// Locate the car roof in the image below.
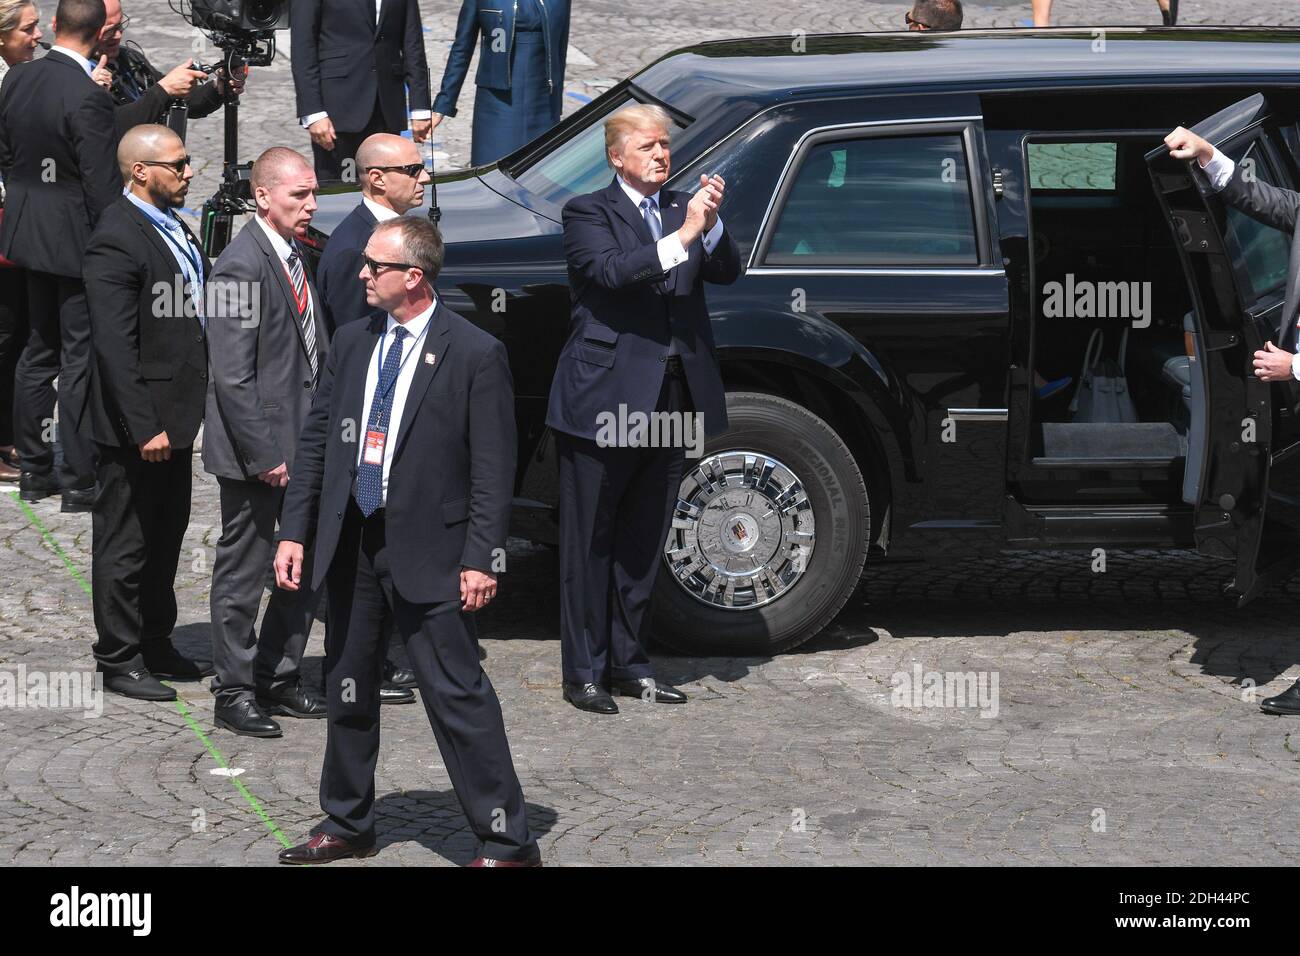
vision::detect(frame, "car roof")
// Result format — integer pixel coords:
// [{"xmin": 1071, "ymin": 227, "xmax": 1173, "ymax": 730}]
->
[{"xmin": 634, "ymin": 28, "xmax": 1300, "ymax": 118}]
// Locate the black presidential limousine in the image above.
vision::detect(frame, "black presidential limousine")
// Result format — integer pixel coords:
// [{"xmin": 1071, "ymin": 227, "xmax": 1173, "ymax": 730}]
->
[{"xmin": 305, "ymin": 27, "xmax": 1300, "ymax": 656}]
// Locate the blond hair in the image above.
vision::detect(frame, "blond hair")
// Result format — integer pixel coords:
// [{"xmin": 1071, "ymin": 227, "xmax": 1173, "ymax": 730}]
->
[{"xmin": 604, "ymin": 104, "xmax": 673, "ymax": 167}]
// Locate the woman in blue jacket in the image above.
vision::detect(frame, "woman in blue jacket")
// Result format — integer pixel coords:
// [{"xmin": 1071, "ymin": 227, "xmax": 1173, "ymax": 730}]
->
[{"xmin": 430, "ymin": 0, "xmax": 570, "ymax": 167}]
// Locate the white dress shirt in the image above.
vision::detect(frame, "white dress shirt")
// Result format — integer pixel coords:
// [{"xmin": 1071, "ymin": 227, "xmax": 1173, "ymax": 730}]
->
[
  {"xmin": 1199, "ymin": 146, "xmax": 1300, "ymax": 381},
  {"xmin": 50, "ymin": 44, "xmax": 95, "ymax": 77},
  {"xmin": 616, "ymin": 175, "xmax": 725, "ymax": 272},
  {"xmin": 298, "ymin": 1, "xmax": 433, "ymax": 129},
  {"xmin": 362, "ymin": 196, "xmax": 401, "ymax": 223},
  {"xmin": 254, "ymin": 214, "xmax": 321, "ymax": 322},
  {"xmin": 355, "ymin": 300, "xmax": 437, "ymax": 507}
]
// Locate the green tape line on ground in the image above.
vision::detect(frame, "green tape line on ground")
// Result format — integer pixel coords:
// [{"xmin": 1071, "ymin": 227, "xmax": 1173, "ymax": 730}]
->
[
  {"xmin": 174, "ymin": 694, "xmax": 292, "ymax": 848},
  {"xmin": 9, "ymin": 490, "xmax": 292, "ymax": 850},
  {"xmin": 10, "ymin": 491, "xmax": 92, "ymax": 596}
]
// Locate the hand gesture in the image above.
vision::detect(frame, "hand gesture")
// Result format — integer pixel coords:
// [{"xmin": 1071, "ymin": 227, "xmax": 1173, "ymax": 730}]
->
[
  {"xmin": 259, "ymin": 462, "xmax": 290, "ymax": 487},
  {"xmin": 91, "ymin": 54, "xmax": 111, "ymax": 91},
  {"xmin": 460, "ymin": 568, "xmax": 497, "ymax": 612},
  {"xmin": 274, "ymin": 540, "xmax": 305, "ymax": 591},
  {"xmin": 308, "ymin": 116, "xmax": 337, "ymax": 151},
  {"xmin": 1254, "ymin": 340, "xmax": 1294, "ymax": 382},
  {"xmin": 138, "ymin": 430, "xmax": 171, "ymax": 462},
  {"xmin": 411, "ymin": 117, "xmax": 432, "ymax": 142},
  {"xmin": 1165, "ymin": 126, "xmax": 1213, "ymax": 166},
  {"xmin": 159, "ymin": 59, "xmax": 208, "ymax": 99}
]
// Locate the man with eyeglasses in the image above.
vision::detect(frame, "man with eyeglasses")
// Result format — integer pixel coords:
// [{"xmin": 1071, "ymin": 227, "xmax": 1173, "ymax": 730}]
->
[
  {"xmin": 314, "ymin": 132, "xmax": 431, "ymax": 703},
  {"xmin": 203, "ymin": 146, "xmax": 329, "ymax": 738},
  {"xmin": 905, "ymin": 0, "xmax": 963, "ymax": 31},
  {"xmin": 83, "ymin": 125, "xmax": 212, "ymax": 700},
  {"xmin": 92, "ymin": 0, "xmax": 246, "ymax": 137},
  {"xmin": 274, "ymin": 215, "xmax": 538, "ymax": 866}
]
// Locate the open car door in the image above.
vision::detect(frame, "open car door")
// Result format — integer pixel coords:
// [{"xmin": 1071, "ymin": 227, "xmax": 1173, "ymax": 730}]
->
[{"xmin": 1146, "ymin": 92, "xmax": 1300, "ymax": 605}]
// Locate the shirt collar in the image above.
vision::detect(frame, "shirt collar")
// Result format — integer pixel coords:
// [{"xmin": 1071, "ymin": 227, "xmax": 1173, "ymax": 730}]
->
[
  {"xmin": 254, "ymin": 213, "xmax": 296, "ymax": 263},
  {"xmin": 125, "ymin": 190, "xmax": 179, "ymax": 231},
  {"xmin": 50, "ymin": 45, "xmax": 95, "ymax": 77},
  {"xmin": 362, "ymin": 196, "xmax": 402, "ymax": 223},
  {"xmin": 384, "ymin": 296, "xmax": 438, "ymax": 342},
  {"xmin": 617, "ymin": 175, "xmax": 661, "ymax": 212}
]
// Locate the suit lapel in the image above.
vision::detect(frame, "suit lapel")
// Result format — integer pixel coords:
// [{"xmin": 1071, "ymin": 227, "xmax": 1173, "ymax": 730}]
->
[
  {"xmin": 605, "ymin": 177, "xmax": 654, "ymax": 246},
  {"xmin": 119, "ymin": 197, "xmax": 205, "ymax": 333},
  {"xmin": 368, "ymin": 0, "xmax": 380, "ymax": 33},
  {"xmin": 343, "ymin": 314, "xmax": 385, "ymax": 437},
  {"xmin": 247, "ymin": 221, "xmax": 316, "ymax": 367},
  {"xmin": 1280, "ymin": 234, "xmax": 1300, "ymax": 346},
  {"xmin": 392, "ymin": 301, "xmax": 452, "ymax": 456}
]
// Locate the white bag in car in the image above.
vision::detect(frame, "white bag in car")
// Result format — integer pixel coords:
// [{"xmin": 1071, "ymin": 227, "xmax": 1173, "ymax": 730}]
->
[{"xmin": 1069, "ymin": 328, "xmax": 1138, "ymax": 424}]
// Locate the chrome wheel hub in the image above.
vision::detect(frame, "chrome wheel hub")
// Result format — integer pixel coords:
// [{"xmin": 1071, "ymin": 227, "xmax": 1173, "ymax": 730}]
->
[{"xmin": 664, "ymin": 450, "xmax": 815, "ymax": 609}]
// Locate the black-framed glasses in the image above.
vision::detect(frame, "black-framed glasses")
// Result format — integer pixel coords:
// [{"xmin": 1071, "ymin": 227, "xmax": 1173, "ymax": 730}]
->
[
  {"xmin": 904, "ymin": 11, "xmax": 929, "ymax": 27},
  {"xmin": 364, "ymin": 162, "xmax": 426, "ymax": 178},
  {"xmin": 140, "ymin": 155, "xmax": 192, "ymax": 175},
  {"xmin": 104, "ymin": 14, "xmax": 130, "ymax": 36},
  {"xmin": 363, "ymin": 255, "xmax": 418, "ymax": 275}
]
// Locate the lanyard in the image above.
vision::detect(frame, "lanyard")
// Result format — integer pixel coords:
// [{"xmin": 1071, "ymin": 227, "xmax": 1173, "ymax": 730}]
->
[
  {"xmin": 158, "ymin": 219, "xmax": 202, "ymax": 282},
  {"xmin": 370, "ymin": 318, "xmax": 431, "ymax": 416}
]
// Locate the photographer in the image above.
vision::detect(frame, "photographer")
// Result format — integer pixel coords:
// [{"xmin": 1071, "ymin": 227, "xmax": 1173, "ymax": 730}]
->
[{"xmin": 93, "ymin": 0, "xmax": 246, "ymax": 137}]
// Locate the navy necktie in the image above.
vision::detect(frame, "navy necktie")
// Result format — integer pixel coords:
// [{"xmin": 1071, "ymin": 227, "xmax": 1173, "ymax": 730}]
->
[{"xmin": 355, "ymin": 326, "xmax": 408, "ymax": 516}]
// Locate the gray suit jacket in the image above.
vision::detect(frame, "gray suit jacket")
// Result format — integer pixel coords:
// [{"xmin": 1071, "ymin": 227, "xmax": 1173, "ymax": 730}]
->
[
  {"xmin": 1218, "ymin": 165, "xmax": 1300, "ymax": 347},
  {"xmin": 202, "ymin": 220, "xmax": 329, "ymax": 481}
]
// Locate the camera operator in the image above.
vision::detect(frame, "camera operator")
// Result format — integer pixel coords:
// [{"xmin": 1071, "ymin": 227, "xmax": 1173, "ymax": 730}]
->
[{"xmin": 92, "ymin": 0, "xmax": 246, "ymax": 137}]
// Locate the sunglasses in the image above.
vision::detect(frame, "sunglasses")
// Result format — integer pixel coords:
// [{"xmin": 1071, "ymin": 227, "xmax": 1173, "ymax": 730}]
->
[
  {"xmin": 104, "ymin": 14, "xmax": 130, "ymax": 36},
  {"xmin": 364, "ymin": 162, "xmax": 426, "ymax": 178},
  {"xmin": 363, "ymin": 255, "xmax": 418, "ymax": 275},
  {"xmin": 140, "ymin": 155, "xmax": 192, "ymax": 175},
  {"xmin": 904, "ymin": 11, "xmax": 930, "ymax": 27}
]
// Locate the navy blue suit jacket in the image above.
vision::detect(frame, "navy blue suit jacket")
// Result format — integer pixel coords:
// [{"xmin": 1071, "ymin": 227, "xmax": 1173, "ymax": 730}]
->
[
  {"xmin": 317, "ymin": 201, "xmax": 382, "ymax": 337},
  {"xmin": 278, "ymin": 302, "xmax": 517, "ymax": 604},
  {"xmin": 545, "ymin": 177, "xmax": 742, "ymax": 441},
  {"xmin": 291, "ymin": 0, "xmax": 431, "ymax": 133}
]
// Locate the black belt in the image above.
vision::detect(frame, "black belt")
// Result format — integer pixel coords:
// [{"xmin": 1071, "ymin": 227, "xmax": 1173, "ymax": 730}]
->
[{"xmin": 664, "ymin": 355, "xmax": 686, "ymax": 376}]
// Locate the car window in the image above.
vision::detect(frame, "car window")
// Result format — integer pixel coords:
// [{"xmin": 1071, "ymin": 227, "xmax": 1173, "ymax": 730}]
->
[
  {"xmin": 1027, "ymin": 142, "xmax": 1117, "ymax": 191},
  {"xmin": 1224, "ymin": 139, "xmax": 1289, "ymax": 301},
  {"xmin": 512, "ymin": 96, "xmax": 687, "ymax": 208},
  {"xmin": 763, "ymin": 133, "xmax": 979, "ymax": 266}
]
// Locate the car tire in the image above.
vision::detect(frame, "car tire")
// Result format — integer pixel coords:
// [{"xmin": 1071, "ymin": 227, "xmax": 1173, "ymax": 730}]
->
[{"xmin": 650, "ymin": 391, "xmax": 870, "ymax": 656}]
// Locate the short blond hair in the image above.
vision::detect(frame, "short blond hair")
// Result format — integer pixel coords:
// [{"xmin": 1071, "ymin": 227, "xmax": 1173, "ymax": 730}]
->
[{"xmin": 604, "ymin": 104, "xmax": 673, "ymax": 168}]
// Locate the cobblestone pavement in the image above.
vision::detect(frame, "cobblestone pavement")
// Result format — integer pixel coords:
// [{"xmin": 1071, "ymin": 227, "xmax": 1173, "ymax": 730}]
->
[{"xmin": 6, "ymin": 0, "xmax": 1300, "ymax": 867}]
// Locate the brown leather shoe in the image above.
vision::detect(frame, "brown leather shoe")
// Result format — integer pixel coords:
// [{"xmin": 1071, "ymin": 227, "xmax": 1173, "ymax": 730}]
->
[
  {"xmin": 0, "ymin": 459, "xmax": 18, "ymax": 482},
  {"xmin": 278, "ymin": 831, "xmax": 377, "ymax": 864},
  {"xmin": 468, "ymin": 851, "xmax": 542, "ymax": 867}
]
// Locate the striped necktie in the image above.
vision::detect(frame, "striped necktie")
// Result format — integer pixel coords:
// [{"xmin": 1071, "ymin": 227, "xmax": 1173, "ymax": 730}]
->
[{"xmin": 286, "ymin": 248, "xmax": 318, "ymax": 379}]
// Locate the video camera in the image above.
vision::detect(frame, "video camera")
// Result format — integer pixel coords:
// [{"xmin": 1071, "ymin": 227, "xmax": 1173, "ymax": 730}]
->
[{"xmin": 189, "ymin": 0, "xmax": 290, "ymax": 33}]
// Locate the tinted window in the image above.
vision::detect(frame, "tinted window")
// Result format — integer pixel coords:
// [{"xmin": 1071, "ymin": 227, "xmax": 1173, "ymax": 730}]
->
[
  {"xmin": 764, "ymin": 133, "xmax": 979, "ymax": 266},
  {"xmin": 1027, "ymin": 142, "xmax": 1117, "ymax": 191},
  {"xmin": 513, "ymin": 96, "xmax": 686, "ymax": 208},
  {"xmin": 1224, "ymin": 140, "xmax": 1289, "ymax": 301}
]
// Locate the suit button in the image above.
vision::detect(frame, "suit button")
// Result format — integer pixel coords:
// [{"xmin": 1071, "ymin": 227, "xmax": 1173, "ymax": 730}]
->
[
  {"xmin": 336, "ymin": 510, "xmax": 342, "ymax": 518},
  {"xmin": 658, "ymin": 355, "xmax": 666, "ymax": 362},
  {"xmin": 303, "ymin": 381, "xmax": 311, "ymax": 389},
  {"xmin": 195, "ymin": 335, "xmax": 202, "ymax": 342},
  {"xmin": 200, "ymin": 370, "xmax": 208, "ymax": 380}
]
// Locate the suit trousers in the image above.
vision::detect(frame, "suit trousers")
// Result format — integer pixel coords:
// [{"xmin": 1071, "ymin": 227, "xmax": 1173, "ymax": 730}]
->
[
  {"xmin": 319, "ymin": 499, "xmax": 536, "ymax": 861},
  {"xmin": 209, "ymin": 476, "xmax": 318, "ymax": 706},
  {"xmin": 0, "ymin": 267, "xmax": 27, "ymax": 448},
  {"xmin": 310, "ymin": 100, "xmax": 391, "ymax": 182},
  {"xmin": 90, "ymin": 442, "xmax": 193, "ymax": 675},
  {"xmin": 15, "ymin": 270, "xmax": 95, "ymax": 487},
  {"xmin": 555, "ymin": 371, "xmax": 690, "ymax": 685}
]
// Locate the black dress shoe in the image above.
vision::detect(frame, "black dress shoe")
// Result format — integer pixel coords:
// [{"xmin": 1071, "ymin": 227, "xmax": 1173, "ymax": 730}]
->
[
  {"xmin": 256, "ymin": 681, "xmax": 327, "ymax": 718},
  {"xmin": 279, "ymin": 831, "xmax": 377, "ymax": 864},
  {"xmin": 1260, "ymin": 680, "xmax": 1300, "ymax": 715},
  {"xmin": 214, "ymin": 699, "xmax": 282, "ymax": 737},
  {"xmin": 103, "ymin": 668, "xmax": 176, "ymax": 701},
  {"xmin": 610, "ymin": 677, "xmax": 688, "ymax": 704},
  {"xmin": 383, "ymin": 660, "xmax": 417, "ymax": 689},
  {"xmin": 60, "ymin": 485, "xmax": 96, "ymax": 513},
  {"xmin": 469, "ymin": 849, "xmax": 543, "ymax": 867},
  {"xmin": 18, "ymin": 471, "xmax": 57, "ymax": 502},
  {"xmin": 562, "ymin": 681, "xmax": 618, "ymax": 714},
  {"xmin": 142, "ymin": 647, "xmax": 215, "ymax": 681},
  {"xmin": 380, "ymin": 684, "xmax": 416, "ymax": 705}
]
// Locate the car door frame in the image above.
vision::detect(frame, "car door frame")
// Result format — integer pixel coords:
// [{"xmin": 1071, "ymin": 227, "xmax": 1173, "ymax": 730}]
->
[{"xmin": 1145, "ymin": 92, "xmax": 1300, "ymax": 604}]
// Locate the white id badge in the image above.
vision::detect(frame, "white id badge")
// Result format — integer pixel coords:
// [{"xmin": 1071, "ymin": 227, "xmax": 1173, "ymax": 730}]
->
[{"xmin": 363, "ymin": 429, "xmax": 386, "ymax": 465}]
